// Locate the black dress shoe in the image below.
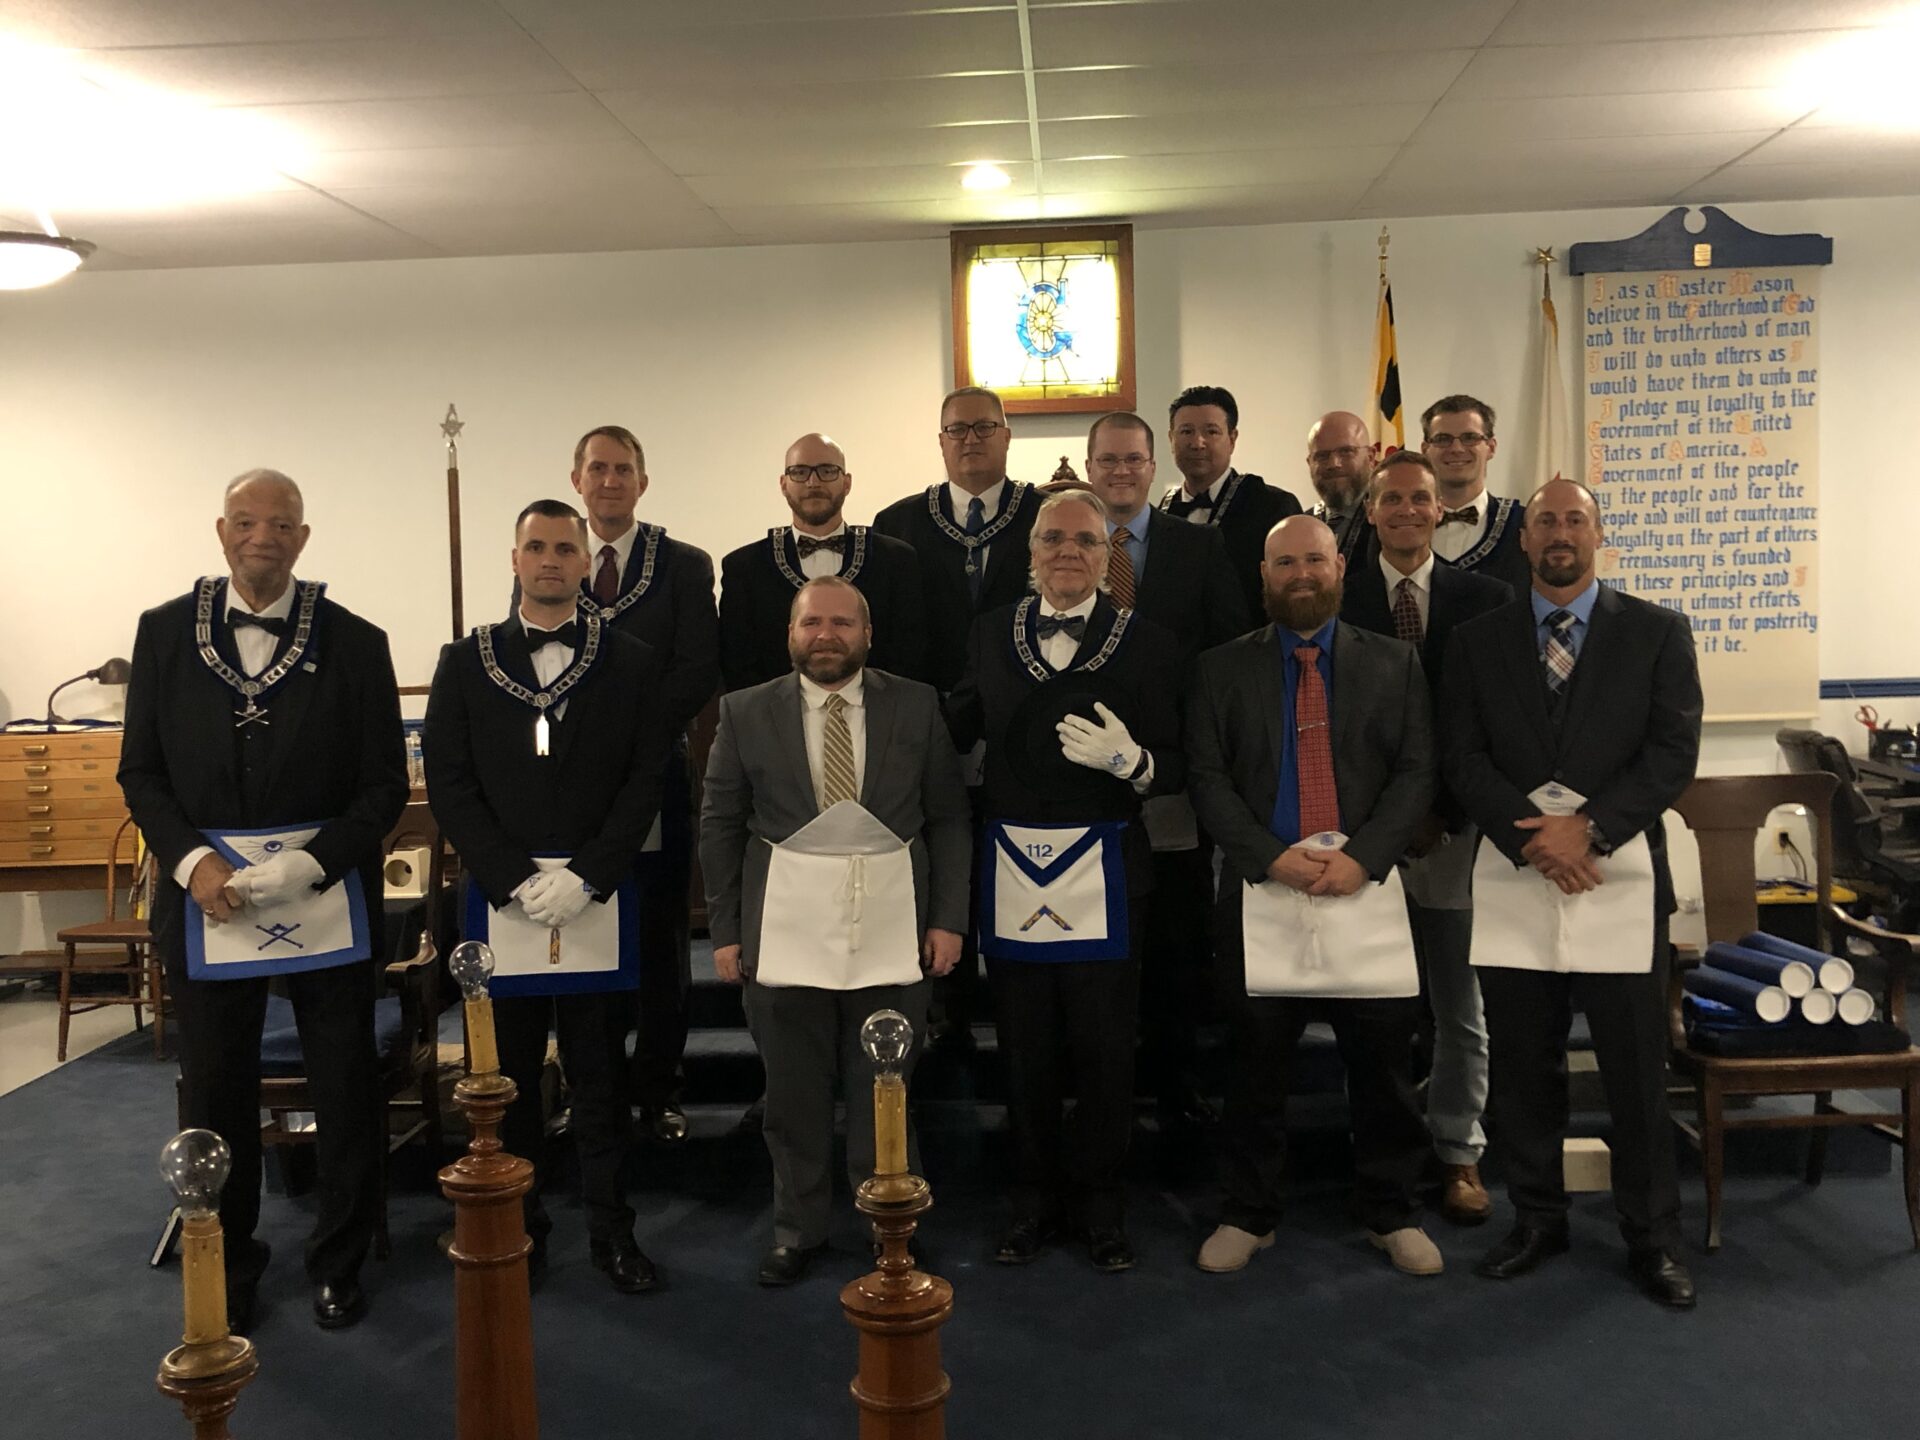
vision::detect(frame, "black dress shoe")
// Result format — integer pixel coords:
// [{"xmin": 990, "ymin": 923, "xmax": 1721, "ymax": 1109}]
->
[
  {"xmin": 313, "ymin": 1279, "xmax": 367, "ymax": 1330},
  {"xmin": 993, "ymin": 1215, "xmax": 1061, "ymax": 1265},
  {"xmin": 1086, "ymin": 1227, "xmax": 1136, "ymax": 1273},
  {"xmin": 758, "ymin": 1243, "xmax": 826, "ymax": 1287},
  {"xmin": 590, "ymin": 1238, "xmax": 659, "ymax": 1294},
  {"xmin": 645, "ymin": 1104, "xmax": 689, "ymax": 1144},
  {"xmin": 226, "ymin": 1284, "xmax": 257, "ymax": 1337},
  {"xmin": 1628, "ymin": 1248, "xmax": 1697, "ymax": 1309},
  {"xmin": 1475, "ymin": 1224, "xmax": 1570, "ymax": 1279}
]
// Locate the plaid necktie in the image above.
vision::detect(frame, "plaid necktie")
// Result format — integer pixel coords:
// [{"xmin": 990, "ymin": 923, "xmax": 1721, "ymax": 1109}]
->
[
  {"xmin": 1106, "ymin": 530, "xmax": 1137, "ymax": 608},
  {"xmin": 1293, "ymin": 645, "xmax": 1341, "ymax": 837},
  {"xmin": 592, "ymin": 545, "xmax": 619, "ymax": 604},
  {"xmin": 1391, "ymin": 577, "xmax": 1423, "ymax": 646},
  {"xmin": 1542, "ymin": 609, "xmax": 1578, "ymax": 695},
  {"xmin": 820, "ymin": 692, "xmax": 857, "ymax": 808}
]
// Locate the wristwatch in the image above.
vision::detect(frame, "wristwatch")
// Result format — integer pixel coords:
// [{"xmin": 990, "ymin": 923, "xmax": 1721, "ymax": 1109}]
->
[{"xmin": 1584, "ymin": 818, "xmax": 1612, "ymax": 856}]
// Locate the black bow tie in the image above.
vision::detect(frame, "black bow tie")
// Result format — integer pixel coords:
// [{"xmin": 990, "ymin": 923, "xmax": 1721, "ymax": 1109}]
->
[
  {"xmin": 1036, "ymin": 614, "xmax": 1087, "ymax": 641},
  {"xmin": 525, "ymin": 622, "xmax": 578, "ymax": 651},
  {"xmin": 1167, "ymin": 489, "xmax": 1216, "ymax": 517},
  {"xmin": 1437, "ymin": 504, "xmax": 1480, "ymax": 528},
  {"xmin": 229, "ymin": 611, "xmax": 287, "ymax": 637},
  {"xmin": 796, "ymin": 533, "xmax": 847, "ymax": 558}
]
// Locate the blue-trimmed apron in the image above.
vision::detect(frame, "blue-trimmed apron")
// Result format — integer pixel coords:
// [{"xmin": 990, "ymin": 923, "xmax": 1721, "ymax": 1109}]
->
[
  {"xmin": 461, "ymin": 856, "xmax": 641, "ymax": 997},
  {"xmin": 980, "ymin": 820, "xmax": 1130, "ymax": 962},
  {"xmin": 185, "ymin": 822, "xmax": 369, "ymax": 981}
]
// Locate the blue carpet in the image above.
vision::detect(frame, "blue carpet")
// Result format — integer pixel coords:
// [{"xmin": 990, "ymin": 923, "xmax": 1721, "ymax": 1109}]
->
[{"xmin": 6, "ymin": 1023, "xmax": 1919, "ymax": 1440}]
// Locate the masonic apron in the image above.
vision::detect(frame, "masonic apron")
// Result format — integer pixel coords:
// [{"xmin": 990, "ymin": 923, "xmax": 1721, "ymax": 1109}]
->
[
  {"xmin": 980, "ymin": 820, "xmax": 1131, "ymax": 962},
  {"xmin": 185, "ymin": 822, "xmax": 370, "ymax": 981},
  {"xmin": 1241, "ymin": 831, "xmax": 1419, "ymax": 998},
  {"xmin": 756, "ymin": 800, "xmax": 921, "ymax": 990},
  {"xmin": 462, "ymin": 856, "xmax": 640, "ymax": 997}
]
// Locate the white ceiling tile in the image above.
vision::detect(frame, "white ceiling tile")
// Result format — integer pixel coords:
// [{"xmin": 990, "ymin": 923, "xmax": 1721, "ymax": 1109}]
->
[
  {"xmin": 1679, "ymin": 160, "xmax": 1920, "ymax": 203},
  {"xmin": 1454, "ymin": 34, "xmax": 1833, "ymax": 99},
  {"xmin": 1040, "ymin": 179, "xmax": 1377, "ymax": 223},
  {"xmin": 1737, "ymin": 125, "xmax": 1920, "ymax": 165},
  {"xmin": 1040, "ymin": 105, "xmax": 1432, "ymax": 159},
  {"xmin": 71, "ymin": 34, "xmax": 580, "ymax": 106},
  {"xmin": 34, "ymin": 185, "xmax": 365, "ymax": 231},
  {"xmin": 596, "ymin": 73, "xmax": 1031, "ymax": 137},
  {"xmin": 216, "ymin": 93, "xmax": 634, "ymax": 153},
  {"xmin": 650, "ymin": 122, "xmax": 1032, "ymax": 173},
  {"xmin": 1488, "ymin": 0, "xmax": 1906, "ymax": 45},
  {"xmin": 1036, "ymin": 53, "xmax": 1471, "ymax": 117},
  {"xmin": 0, "ymin": 0, "xmax": 520, "ymax": 48},
  {"xmin": 330, "ymin": 187, "xmax": 737, "ymax": 253},
  {"xmin": 686, "ymin": 163, "xmax": 1036, "ymax": 207},
  {"xmin": 51, "ymin": 210, "xmax": 436, "ymax": 268},
  {"xmin": 1413, "ymin": 90, "xmax": 1807, "ymax": 145},
  {"xmin": 285, "ymin": 139, "xmax": 681, "ymax": 192},
  {"xmin": 1359, "ymin": 167, "xmax": 1716, "ymax": 215},
  {"xmin": 1045, "ymin": 148, "xmax": 1402, "ymax": 194},
  {"xmin": 501, "ymin": 0, "xmax": 1009, "ymax": 25},
  {"xmin": 1385, "ymin": 131, "xmax": 1773, "ymax": 185},
  {"xmin": 1028, "ymin": 0, "xmax": 1515, "ymax": 66}
]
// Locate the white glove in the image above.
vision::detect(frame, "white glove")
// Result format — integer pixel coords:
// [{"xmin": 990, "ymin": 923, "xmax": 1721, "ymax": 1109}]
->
[
  {"xmin": 232, "ymin": 850, "xmax": 324, "ymax": 909},
  {"xmin": 521, "ymin": 867, "xmax": 594, "ymax": 929},
  {"xmin": 1057, "ymin": 702, "xmax": 1143, "ymax": 778}
]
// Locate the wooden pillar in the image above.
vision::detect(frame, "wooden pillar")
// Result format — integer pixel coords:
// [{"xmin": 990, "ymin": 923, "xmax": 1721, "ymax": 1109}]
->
[
  {"xmin": 841, "ymin": 1173, "xmax": 953, "ymax": 1440},
  {"xmin": 439, "ymin": 1073, "xmax": 539, "ymax": 1440}
]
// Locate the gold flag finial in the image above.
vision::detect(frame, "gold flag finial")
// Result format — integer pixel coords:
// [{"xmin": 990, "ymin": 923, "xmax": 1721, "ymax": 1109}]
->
[
  {"xmin": 1534, "ymin": 246, "xmax": 1556, "ymax": 298},
  {"xmin": 1378, "ymin": 225, "xmax": 1390, "ymax": 280}
]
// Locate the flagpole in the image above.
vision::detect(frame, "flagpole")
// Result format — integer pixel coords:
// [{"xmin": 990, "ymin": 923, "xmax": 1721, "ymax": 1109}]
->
[
  {"xmin": 441, "ymin": 404, "xmax": 466, "ymax": 642},
  {"xmin": 1531, "ymin": 248, "xmax": 1570, "ymax": 484},
  {"xmin": 1369, "ymin": 226, "xmax": 1404, "ymax": 451}
]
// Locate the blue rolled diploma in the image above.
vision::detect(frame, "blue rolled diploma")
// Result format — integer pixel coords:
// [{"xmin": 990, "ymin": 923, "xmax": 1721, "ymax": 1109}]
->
[
  {"xmin": 1683, "ymin": 965, "xmax": 1790, "ymax": 1024},
  {"xmin": 1737, "ymin": 931, "xmax": 1854, "ymax": 994},
  {"xmin": 1704, "ymin": 942, "xmax": 1814, "ymax": 997}
]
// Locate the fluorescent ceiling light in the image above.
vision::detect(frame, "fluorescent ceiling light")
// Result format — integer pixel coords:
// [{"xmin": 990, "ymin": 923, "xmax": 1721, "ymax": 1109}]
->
[
  {"xmin": 1784, "ymin": 14, "xmax": 1920, "ymax": 128},
  {"xmin": 0, "ymin": 231, "xmax": 94, "ymax": 289},
  {"xmin": 961, "ymin": 163, "xmax": 1012, "ymax": 191}
]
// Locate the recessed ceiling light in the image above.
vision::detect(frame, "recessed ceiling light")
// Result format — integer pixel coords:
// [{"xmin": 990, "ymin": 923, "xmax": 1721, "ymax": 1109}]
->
[{"xmin": 962, "ymin": 163, "xmax": 1012, "ymax": 191}]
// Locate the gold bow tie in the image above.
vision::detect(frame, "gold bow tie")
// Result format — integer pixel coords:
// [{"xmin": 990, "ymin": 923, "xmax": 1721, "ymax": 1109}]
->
[{"xmin": 1436, "ymin": 505, "xmax": 1480, "ymax": 527}]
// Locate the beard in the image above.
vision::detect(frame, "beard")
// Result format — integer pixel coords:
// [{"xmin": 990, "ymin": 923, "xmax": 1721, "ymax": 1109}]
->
[
  {"xmin": 790, "ymin": 491, "xmax": 843, "ymax": 527},
  {"xmin": 1532, "ymin": 546, "xmax": 1587, "ymax": 588},
  {"xmin": 790, "ymin": 636, "xmax": 869, "ymax": 684},
  {"xmin": 1263, "ymin": 576, "xmax": 1343, "ymax": 631}
]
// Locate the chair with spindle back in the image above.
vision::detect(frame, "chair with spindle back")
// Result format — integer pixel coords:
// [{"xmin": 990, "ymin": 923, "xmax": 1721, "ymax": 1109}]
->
[{"xmin": 51, "ymin": 815, "xmax": 162, "ymax": 1060}]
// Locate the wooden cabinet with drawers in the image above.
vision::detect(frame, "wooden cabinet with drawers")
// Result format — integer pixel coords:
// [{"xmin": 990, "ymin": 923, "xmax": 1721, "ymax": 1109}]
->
[{"xmin": 0, "ymin": 731, "xmax": 134, "ymax": 890}]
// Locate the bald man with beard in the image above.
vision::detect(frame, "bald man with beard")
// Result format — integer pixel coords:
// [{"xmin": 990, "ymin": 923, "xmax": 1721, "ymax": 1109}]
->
[{"xmin": 1303, "ymin": 410, "xmax": 1380, "ymax": 569}]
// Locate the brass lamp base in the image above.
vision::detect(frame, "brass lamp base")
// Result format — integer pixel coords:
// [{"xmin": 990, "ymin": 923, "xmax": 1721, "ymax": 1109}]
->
[{"xmin": 156, "ymin": 1336, "xmax": 258, "ymax": 1440}]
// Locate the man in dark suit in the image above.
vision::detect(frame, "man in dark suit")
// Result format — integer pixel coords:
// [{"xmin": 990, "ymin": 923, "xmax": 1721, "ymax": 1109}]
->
[
  {"xmin": 1303, "ymin": 410, "xmax": 1379, "ymax": 570},
  {"xmin": 120, "ymin": 469, "xmax": 408, "ymax": 1332},
  {"xmin": 1342, "ymin": 451, "xmax": 1512, "ymax": 1225},
  {"xmin": 1157, "ymin": 384, "xmax": 1303, "ymax": 622},
  {"xmin": 947, "ymin": 490, "xmax": 1186, "ymax": 1271},
  {"xmin": 1420, "ymin": 394, "xmax": 1530, "ymax": 594},
  {"xmin": 719, "ymin": 432, "xmax": 928, "ymax": 691},
  {"xmin": 874, "ymin": 386, "xmax": 1041, "ymax": 1046},
  {"xmin": 1085, "ymin": 410, "xmax": 1249, "ymax": 1128},
  {"xmin": 701, "ymin": 577, "xmax": 971, "ymax": 1285},
  {"xmin": 568, "ymin": 425, "xmax": 720, "ymax": 1143},
  {"xmin": 1187, "ymin": 514, "xmax": 1442, "ymax": 1278},
  {"xmin": 1442, "ymin": 477, "xmax": 1702, "ymax": 1308},
  {"xmin": 427, "ymin": 498, "xmax": 672, "ymax": 1293}
]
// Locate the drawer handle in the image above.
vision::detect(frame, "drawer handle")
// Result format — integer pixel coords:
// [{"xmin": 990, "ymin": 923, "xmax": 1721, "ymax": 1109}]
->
[
  {"xmin": 27, "ymin": 804, "xmax": 50, "ymax": 817},
  {"xmin": 30, "ymin": 845, "xmax": 54, "ymax": 858},
  {"xmin": 29, "ymin": 824, "xmax": 52, "ymax": 836},
  {"xmin": 25, "ymin": 764, "xmax": 50, "ymax": 776},
  {"xmin": 22, "ymin": 744, "xmax": 48, "ymax": 757},
  {"xmin": 26, "ymin": 784, "xmax": 50, "ymax": 796}
]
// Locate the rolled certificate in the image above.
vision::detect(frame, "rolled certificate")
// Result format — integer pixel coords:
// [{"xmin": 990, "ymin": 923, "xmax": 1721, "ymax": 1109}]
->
[
  {"xmin": 1836, "ymin": 989, "xmax": 1877, "ymax": 1025},
  {"xmin": 1703, "ymin": 942, "xmax": 1814, "ymax": 998},
  {"xmin": 1683, "ymin": 965, "xmax": 1790, "ymax": 1024},
  {"xmin": 1799, "ymin": 988, "xmax": 1837, "ymax": 1025},
  {"xmin": 1737, "ymin": 931, "xmax": 1854, "ymax": 994}
]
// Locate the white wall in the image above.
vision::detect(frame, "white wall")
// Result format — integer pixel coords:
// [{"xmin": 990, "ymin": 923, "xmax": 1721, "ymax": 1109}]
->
[{"xmin": 5, "ymin": 196, "xmax": 1915, "ymax": 944}]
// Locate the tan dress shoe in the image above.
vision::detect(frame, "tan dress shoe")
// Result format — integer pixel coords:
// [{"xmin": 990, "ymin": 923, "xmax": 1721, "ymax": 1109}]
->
[
  {"xmin": 1196, "ymin": 1224, "xmax": 1275, "ymax": 1273},
  {"xmin": 1369, "ymin": 1226, "xmax": 1444, "ymax": 1276},
  {"xmin": 1441, "ymin": 1163, "xmax": 1493, "ymax": 1226}
]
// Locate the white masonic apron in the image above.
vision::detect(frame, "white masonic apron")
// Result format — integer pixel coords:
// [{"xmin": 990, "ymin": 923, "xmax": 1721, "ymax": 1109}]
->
[
  {"xmin": 1240, "ymin": 831, "xmax": 1418, "ymax": 998},
  {"xmin": 981, "ymin": 820, "xmax": 1130, "ymax": 962},
  {"xmin": 461, "ymin": 855, "xmax": 640, "ymax": 997},
  {"xmin": 757, "ymin": 801, "xmax": 921, "ymax": 990},
  {"xmin": 185, "ymin": 823, "xmax": 370, "ymax": 981},
  {"xmin": 1469, "ymin": 783, "xmax": 1656, "ymax": 974}
]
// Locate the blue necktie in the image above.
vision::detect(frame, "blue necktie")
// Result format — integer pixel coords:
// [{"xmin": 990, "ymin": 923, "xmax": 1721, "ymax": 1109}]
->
[{"xmin": 964, "ymin": 496, "xmax": 986, "ymax": 603}]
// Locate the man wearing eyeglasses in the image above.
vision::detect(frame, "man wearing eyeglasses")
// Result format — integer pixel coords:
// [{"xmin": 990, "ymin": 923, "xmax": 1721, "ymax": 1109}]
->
[
  {"xmin": 1303, "ymin": 411, "xmax": 1380, "ymax": 570},
  {"xmin": 1159, "ymin": 384, "xmax": 1303, "ymax": 622},
  {"xmin": 1419, "ymin": 394, "xmax": 1531, "ymax": 594},
  {"xmin": 1085, "ymin": 411, "xmax": 1249, "ymax": 1132},
  {"xmin": 718, "ymin": 433, "xmax": 928, "ymax": 692}
]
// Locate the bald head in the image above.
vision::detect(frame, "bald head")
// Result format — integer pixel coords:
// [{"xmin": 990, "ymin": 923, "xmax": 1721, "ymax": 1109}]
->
[
  {"xmin": 224, "ymin": 468, "xmax": 303, "ymax": 521},
  {"xmin": 780, "ymin": 431, "xmax": 853, "ymax": 533},
  {"xmin": 1304, "ymin": 411, "xmax": 1377, "ymax": 512},
  {"xmin": 1521, "ymin": 477, "xmax": 1604, "ymax": 593},
  {"xmin": 218, "ymin": 468, "xmax": 310, "ymax": 608},
  {"xmin": 1260, "ymin": 513, "xmax": 1345, "ymax": 633}
]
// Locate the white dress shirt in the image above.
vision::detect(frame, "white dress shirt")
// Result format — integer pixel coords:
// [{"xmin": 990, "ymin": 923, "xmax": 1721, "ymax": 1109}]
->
[
  {"xmin": 1380, "ymin": 550, "xmax": 1435, "ymax": 633},
  {"xmin": 522, "ymin": 611, "xmax": 577, "ymax": 720},
  {"xmin": 1035, "ymin": 594, "xmax": 1154, "ymax": 792},
  {"xmin": 1175, "ymin": 469, "xmax": 1232, "ymax": 524},
  {"xmin": 798, "ymin": 669, "xmax": 867, "ymax": 807},
  {"xmin": 172, "ymin": 580, "xmax": 300, "ymax": 888},
  {"xmin": 792, "ymin": 521, "xmax": 850, "ymax": 580},
  {"xmin": 947, "ymin": 477, "xmax": 1006, "ymax": 574},
  {"xmin": 588, "ymin": 520, "xmax": 642, "ymax": 590},
  {"xmin": 1430, "ymin": 486, "xmax": 1491, "ymax": 564}
]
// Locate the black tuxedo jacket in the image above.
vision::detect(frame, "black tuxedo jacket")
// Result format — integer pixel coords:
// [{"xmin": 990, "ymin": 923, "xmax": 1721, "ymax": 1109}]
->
[
  {"xmin": 424, "ymin": 619, "xmax": 672, "ymax": 909},
  {"xmin": 1343, "ymin": 555, "xmax": 1512, "ymax": 826},
  {"xmin": 1157, "ymin": 470, "xmax": 1303, "ymax": 627},
  {"xmin": 717, "ymin": 526, "xmax": 928, "ymax": 691},
  {"xmin": 945, "ymin": 594, "xmax": 1186, "ymax": 895},
  {"xmin": 567, "ymin": 525, "xmax": 720, "ymax": 736},
  {"xmin": 119, "ymin": 584, "xmax": 409, "ymax": 963},
  {"xmin": 1440, "ymin": 584, "xmax": 1702, "ymax": 896},
  {"xmin": 872, "ymin": 481, "xmax": 1040, "ymax": 694},
  {"xmin": 1444, "ymin": 496, "xmax": 1532, "ymax": 595},
  {"xmin": 1186, "ymin": 622, "xmax": 1434, "ymax": 888},
  {"xmin": 1127, "ymin": 509, "xmax": 1254, "ymax": 665}
]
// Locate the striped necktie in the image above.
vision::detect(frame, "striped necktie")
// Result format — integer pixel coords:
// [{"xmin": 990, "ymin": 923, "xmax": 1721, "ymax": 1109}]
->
[
  {"xmin": 820, "ymin": 691, "xmax": 857, "ymax": 808},
  {"xmin": 1106, "ymin": 530, "xmax": 1137, "ymax": 608},
  {"xmin": 1293, "ymin": 646, "xmax": 1341, "ymax": 837},
  {"xmin": 1391, "ymin": 577, "xmax": 1423, "ymax": 646},
  {"xmin": 1542, "ymin": 609, "xmax": 1578, "ymax": 695}
]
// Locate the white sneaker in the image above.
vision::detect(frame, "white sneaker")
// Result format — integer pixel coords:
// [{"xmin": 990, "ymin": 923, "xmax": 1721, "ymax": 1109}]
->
[
  {"xmin": 1196, "ymin": 1224, "xmax": 1275, "ymax": 1273},
  {"xmin": 1369, "ymin": 1226, "xmax": 1444, "ymax": 1276}
]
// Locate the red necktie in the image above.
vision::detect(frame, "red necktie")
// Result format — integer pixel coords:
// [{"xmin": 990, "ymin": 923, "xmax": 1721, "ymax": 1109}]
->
[
  {"xmin": 593, "ymin": 545, "xmax": 619, "ymax": 604},
  {"xmin": 1106, "ymin": 533, "xmax": 1137, "ymax": 608},
  {"xmin": 1391, "ymin": 577, "xmax": 1424, "ymax": 646},
  {"xmin": 1294, "ymin": 645, "xmax": 1341, "ymax": 837}
]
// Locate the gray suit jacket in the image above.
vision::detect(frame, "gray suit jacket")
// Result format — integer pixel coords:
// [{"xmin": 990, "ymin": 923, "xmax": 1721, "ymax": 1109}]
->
[
  {"xmin": 1186, "ymin": 622, "xmax": 1435, "ymax": 887},
  {"xmin": 699, "ymin": 667, "xmax": 972, "ymax": 978}
]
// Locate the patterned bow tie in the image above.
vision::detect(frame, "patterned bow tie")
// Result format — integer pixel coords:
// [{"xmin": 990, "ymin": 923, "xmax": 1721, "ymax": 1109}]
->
[
  {"xmin": 1436, "ymin": 505, "xmax": 1480, "ymax": 528},
  {"xmin": 1036, "ymin": 614, "xmax": 1087, "ymax": 641},
  {"xmin": 525, "ymin": 622, "xmax": 578, "ymax": 651},
  {"xmin": 796, "ymin": 533, "xmax": 847, "ymax": 558},
  {"xmin": 229, "ymin": 611, "xmax": 286, "ymax": 637}
]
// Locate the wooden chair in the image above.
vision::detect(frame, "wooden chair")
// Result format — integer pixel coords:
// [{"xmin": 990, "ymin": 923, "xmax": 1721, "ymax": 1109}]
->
[
  {"xmin": 51, "ymin": 816, "xmax": 162, "ymax": 1060},
  {"xmin": 1669, "ymin": 773, "xmax": 1920, "ymax": 1252}
]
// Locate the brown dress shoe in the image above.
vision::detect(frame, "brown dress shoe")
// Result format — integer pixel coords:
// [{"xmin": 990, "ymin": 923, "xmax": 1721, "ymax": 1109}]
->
[{"xmin": 1441, "ymin": 1163, "xmax": 1493, "ymax": 1226}]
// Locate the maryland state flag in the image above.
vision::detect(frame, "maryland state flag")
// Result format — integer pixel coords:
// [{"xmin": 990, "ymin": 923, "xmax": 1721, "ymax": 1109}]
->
[{"xmin": 1368, "ymin": 274, "xmax": 1404, "ymax": 451}]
